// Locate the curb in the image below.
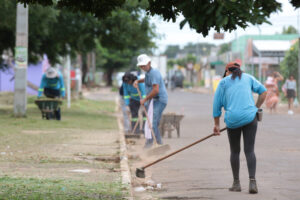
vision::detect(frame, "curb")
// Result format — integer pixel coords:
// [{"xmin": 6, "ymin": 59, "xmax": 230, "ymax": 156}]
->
[{"xmin": 115, "ymin": 96, "xmax": 134, "ymax": 200}]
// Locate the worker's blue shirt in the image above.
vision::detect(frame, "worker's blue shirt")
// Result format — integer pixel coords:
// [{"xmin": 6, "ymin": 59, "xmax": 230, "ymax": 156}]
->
[
  {"xmin": 145, "ymin": 68, "xmax": 168, "ymax": 104},
  {"xmin": 213, "ymin": 73, "xmax": 266, "ymax": 129},
  {"xmin": 123, "ymin": 82, "xmax": 146, "ymax": 106},
  {"xmin": 38, "ymin": 71, "xmax": 65, "ymax": 97}
]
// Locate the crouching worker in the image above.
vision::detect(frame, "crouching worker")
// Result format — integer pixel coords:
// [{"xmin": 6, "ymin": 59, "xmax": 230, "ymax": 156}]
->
[
  {"xmin": 123, "ymin": 72, "xmax": 146, "ymax": 134},
  {"xmin": 38, "ymin": 67, "xmax": 65, "ymax": 120},
  {"xmin": 213, "ymin": 61, "xmax": 267, "ymax": 194}
]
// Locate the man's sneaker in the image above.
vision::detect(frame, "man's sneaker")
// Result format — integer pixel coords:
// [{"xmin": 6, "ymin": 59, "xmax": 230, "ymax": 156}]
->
[
  {"xmin": 249, "ymin": 179, "xmax": 258, "ymax": 194},
  {"xmin": 288, "ymin": 110, "xmax": 294, "ymax": 115},
  {"xmin": 229, "ymin": 180, "xmax": 241, "ymax": 192}
]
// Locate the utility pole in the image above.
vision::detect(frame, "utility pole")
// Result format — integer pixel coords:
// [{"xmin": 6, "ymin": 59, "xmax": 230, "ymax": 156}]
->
[
  {"xmin": 298, "ymin": 9, "xmax": 300, "ymax": 99},
  {"xmin": 66, "ymin": 54, "xmax": 71, "ymax": 108},
  {"xmin": 14, "ymin": 3, "xmax": 28, "ymax": 117}
]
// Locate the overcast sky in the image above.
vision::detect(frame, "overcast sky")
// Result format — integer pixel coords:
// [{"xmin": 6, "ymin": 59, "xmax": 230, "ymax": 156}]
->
[{"xmin": 151, "ymin": 0, "xmax": 300, "ymax": 54}]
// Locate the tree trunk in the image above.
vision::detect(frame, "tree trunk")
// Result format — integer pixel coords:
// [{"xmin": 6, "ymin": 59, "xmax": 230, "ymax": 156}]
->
[
  {"xmin": 106, "ymin": 67, "xmax": 114, "ymax": 86},
  {"xmin": 81, "ymin": 53, "xmax": 88, "ymax": 85}
]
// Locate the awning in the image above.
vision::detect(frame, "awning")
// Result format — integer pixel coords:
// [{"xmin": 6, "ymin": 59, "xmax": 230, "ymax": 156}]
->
[
  {"xmin": 210, "ymin": 61, "xmax": 224, "ymax": 66},
  {"xmin": 252, "ymin": 40, "xmax": 292, "ymax": 57}
]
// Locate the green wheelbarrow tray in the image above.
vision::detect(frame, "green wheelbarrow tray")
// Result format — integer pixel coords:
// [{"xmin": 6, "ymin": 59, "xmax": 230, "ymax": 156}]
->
[{"xmin": 35, "ymin": 99, "xmax": 62, "ymax": 119}]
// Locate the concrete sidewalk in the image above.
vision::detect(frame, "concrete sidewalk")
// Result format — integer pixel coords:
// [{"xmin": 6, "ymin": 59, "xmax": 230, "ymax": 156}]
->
[{"xmin": 83, "ymin": 87, "xmax": 134, "ymax": 199}]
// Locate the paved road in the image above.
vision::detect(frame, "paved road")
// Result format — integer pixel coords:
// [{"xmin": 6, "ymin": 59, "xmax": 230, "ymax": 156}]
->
[{"xmin": 137, "ymin": 89, "xmax": 300, "ymax": 200}]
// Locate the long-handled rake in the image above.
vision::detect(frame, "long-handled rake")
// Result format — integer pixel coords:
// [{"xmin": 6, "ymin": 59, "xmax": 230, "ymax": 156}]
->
[{"xmin": 136, "ymin": 127, "xmax": 227, "ymax": 178}]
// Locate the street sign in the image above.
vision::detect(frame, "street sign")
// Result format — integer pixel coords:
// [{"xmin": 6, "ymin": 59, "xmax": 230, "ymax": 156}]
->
[{"xmin": 214, "ymin": 33, "xmax": 224, "ymax": 40}]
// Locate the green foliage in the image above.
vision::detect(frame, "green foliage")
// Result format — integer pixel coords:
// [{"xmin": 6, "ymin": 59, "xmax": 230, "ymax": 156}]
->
[
  {"xmin": 164, "ymin": 45, "xmax": 180, "ymax": 58},
  {"xmin": 164, "ymin": 43, "xmax": 215, "ymax": 59},
  {"xmin": 0, "ymin": 176, "xmax": 123, "ymax": 200},
  {"xmin": 146, "ymin": 0, "xmax": 282, "ymax": 36},
  {"xmin": 0, "ymin": 93, "xmax": 117, "ymax": 132},
  {"xmin": 280, "ymin": 41, "xmax": 298, "ymax": 81},
  {"xmin": 0, "ymin": 0, "xmax": 101, "ymax": 65},
  {"xmin": 218, "ymin": 42, "xmax": 231, "ymax": 55},
  {"xmin": 182, "ymin": 43, "xmax": 214, "ymax": 56},
  {"xmin": 18, "ymin": 0, "xmax": 126, "ymax": 19},
  {"xmin": 167, "ymin": 59, "xmax": 176, "ymax": 69},
  {"xmin": 171, "ymin": 54, "xmax": 196, "ymax": 68},
  {"xmin": 95, "ymin": 0, "xmax": 156, "ymax": 85},
  {"xmin": 282, "ymin": 25, "xmax": 298, "ymax": 34},
  {"xmin": 0, "ymin": 0, "xmax": 155, "ymax": 73},
  {"xmin": 290, "ymin": 0, "xmax": 300, "ymax": 8},
  {"xmin": 16, "ymin": 0, "xmax": 300, "ymax": 36},
  {"xmin": 186, "ymin": 54, "xmax": 196, "ymax": 64}
]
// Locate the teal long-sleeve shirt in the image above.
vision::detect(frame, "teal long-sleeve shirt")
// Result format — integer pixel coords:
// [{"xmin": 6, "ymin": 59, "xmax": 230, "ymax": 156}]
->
[
  {"xmin": 123, "ymin": 82, "xmax": 146, "ymax": 106},
  {"xmin": 38, "ymin": 71, "xmax": 65, "ymax": 97},
  {"xmin": 213, "ymin": 73, "xmax": 266, "ymax": 129}
]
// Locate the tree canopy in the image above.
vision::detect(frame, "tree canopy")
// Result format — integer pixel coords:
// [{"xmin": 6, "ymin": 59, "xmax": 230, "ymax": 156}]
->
[
  {"xmin": 218, "ymin": 42, "xmax": 231, "ymax": 55},
  {"xmin": 16, "ymin": 0, "xmax": 300, "ymax": 36},
  {"xmin": 95, "ymin": 0, "xmax": 156, "ymax": 85},
  {"xmin": 0, "ymin": 0, "xmax": 155, "ymax": 66},
  {"xmin": 282, "ymin": 25, "xmax": 298, "ymax": 34},
  {"xmin": 280, "ymin": 41, "xmax": 298, "ymax": 82},
  {"xmin": 164, "ymin": 43, "xmax": 215, "ymax": 59},
  {"xmin": 0, "ymin": 0, "xmax": 103, "ymax": 65}
]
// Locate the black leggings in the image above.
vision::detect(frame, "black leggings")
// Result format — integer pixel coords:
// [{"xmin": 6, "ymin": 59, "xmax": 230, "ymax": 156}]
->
[
  {"xmin": 227, "ymin": 118, "xmax": 257, "ymax": 180},
  {"xmin": 129, "ymin": 99, "xmax": 145, "ymax": 133}
]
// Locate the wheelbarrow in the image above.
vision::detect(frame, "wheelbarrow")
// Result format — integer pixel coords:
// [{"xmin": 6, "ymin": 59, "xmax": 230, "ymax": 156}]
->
[
  {"xmin": 159, "ymin": 113, "xmax": 184, "ymax": 138},
  {"xmin": 35, "ymin": 98, "xmax": 62, "ymax": 120}
]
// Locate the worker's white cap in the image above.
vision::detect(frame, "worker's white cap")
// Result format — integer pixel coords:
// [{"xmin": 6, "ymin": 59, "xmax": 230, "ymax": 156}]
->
[
  {"xmin": 45, "ymin": 67, "xmax": 58, "ymax": 78},
  {"xmin": 137, "ymin": 54, "xmax": 151, "ymax": 67}
]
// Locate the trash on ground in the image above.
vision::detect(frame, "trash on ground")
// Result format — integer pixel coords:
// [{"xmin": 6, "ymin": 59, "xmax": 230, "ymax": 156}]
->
[
  {"xmin": 69, "ymin": 169, "xmax": 91, "ymax": 173},
  {"xmin": 134, "ymin": 186, "xmax": 146, "ymax": 192}
]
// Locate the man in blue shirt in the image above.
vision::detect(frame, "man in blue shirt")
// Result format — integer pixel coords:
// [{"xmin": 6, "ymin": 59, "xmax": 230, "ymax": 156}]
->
[
  {"xmin": 122, "ymin": 72, "xmax": 146, "ymax": 134},
  {"xmin": 213, "ymin": 61, "xmax": 267, "ymax": 194},
  {"xmin": 38, "ymin": 67, "xmax": 65, "ymax": 120},
  {"xmin": 134, "ymin": 54, "xmax": 168, "ymax": 148}
]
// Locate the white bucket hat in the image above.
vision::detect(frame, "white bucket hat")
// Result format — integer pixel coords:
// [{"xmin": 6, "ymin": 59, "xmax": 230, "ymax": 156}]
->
[
  {"xmin": 137, "ymin": 54, "xmax": 151, "ymax": 67},
  {"xmin": 45, "ymin": 67, "xmax": 58, "ymax": 78}
]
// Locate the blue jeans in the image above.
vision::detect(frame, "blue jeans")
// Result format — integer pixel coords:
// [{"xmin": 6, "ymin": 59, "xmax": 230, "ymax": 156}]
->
[{"xmin": 145, "ymin": 100, "xmax": 166, "ymax": 146}]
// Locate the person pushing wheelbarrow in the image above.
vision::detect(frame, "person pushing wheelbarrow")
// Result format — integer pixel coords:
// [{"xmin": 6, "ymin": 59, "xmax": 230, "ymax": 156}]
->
[
  {"xmin": 213, "ymin": 61, "xmax": 267, "ymax": 194},
  {"xmin": 37, "ymin": 67, "xmax": 65, "ymax": 120}
]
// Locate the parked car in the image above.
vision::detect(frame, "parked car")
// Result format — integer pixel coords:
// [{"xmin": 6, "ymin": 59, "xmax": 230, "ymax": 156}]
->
[{"xmin": 171, "ymin": 70, "xmax": 184, "ymax": 88}]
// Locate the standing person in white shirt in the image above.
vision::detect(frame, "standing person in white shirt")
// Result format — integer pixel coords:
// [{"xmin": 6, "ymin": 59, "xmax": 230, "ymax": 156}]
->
[{"xmin": 283, "ymin": 75, "xmax": 297, "ymax": 115}]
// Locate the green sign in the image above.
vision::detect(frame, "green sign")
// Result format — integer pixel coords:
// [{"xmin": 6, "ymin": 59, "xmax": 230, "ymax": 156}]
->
[{"xmin": 15, "ymin": 46, "xmax": 28, "ymax": 67}]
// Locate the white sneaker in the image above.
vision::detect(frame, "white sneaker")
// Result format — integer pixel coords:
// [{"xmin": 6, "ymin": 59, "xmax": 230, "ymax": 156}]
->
[{"xmin": 288, "ymin": 110, "xmax": 294, "ymax": 115}]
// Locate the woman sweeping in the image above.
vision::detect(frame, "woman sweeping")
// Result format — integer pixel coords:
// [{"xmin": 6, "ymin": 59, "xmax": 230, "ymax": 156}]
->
[{"xmin": 213, "ymin": 61, "xmax": 267, "ymax": 194}]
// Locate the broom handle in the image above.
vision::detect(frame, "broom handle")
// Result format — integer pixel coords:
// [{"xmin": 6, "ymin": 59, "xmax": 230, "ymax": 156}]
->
[
  {"xmin": 136, "ymin": 86, "xmax": 158, "ymax": 143},
  {"xmin": 131, "ymin": 118, "xmax": 140, "ymax": 134},
  {"xmin": 142, "ymin": 127, "xmax": 227, "ymax": 169}
]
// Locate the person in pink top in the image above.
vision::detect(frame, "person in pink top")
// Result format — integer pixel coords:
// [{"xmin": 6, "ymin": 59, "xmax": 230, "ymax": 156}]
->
[{"xmin": 264, "ymin": 72, "xmax": 283, "ymax": 113}]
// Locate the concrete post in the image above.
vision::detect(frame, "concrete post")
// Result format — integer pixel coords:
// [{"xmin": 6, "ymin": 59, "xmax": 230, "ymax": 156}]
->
[
  {"xmin": 66, "ymin": 55, "xmax": 71, "ymax": 108},
  {"xmin": 259, "ymin": 52, "xmax": 262, "ymax": 82},
  {"xmin": 14, "ymin": 4, "xmax": 28, "ymax": 117},
  {"xmin": 298, "ymin": 38, "xmax": 300, "ymax": 99}
]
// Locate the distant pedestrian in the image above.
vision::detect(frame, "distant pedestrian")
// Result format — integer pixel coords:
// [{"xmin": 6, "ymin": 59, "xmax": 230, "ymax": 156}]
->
[
  {"xmin": 264, "ymin": 71, "xmax": 283, "ymax": 113},
  {"xmin": 134, "ymin": 54, "xmax": 168, "ymax": 148},
  {"xmin": 38, "ymin": 67, "xmax": 65, "ymax": 120},
  {"xmin": 123, "ymin": 72, "xmax": 146, "ymax": 134},
  {"xmin": 283, "ymin": 75, "xmax": 297, "ymax": 115},
  {"xmin": 213, "ymin": 61, "xmax": 267, "ymax": 194}
]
